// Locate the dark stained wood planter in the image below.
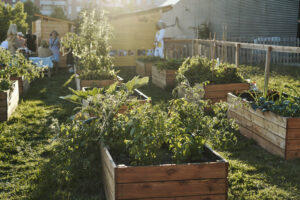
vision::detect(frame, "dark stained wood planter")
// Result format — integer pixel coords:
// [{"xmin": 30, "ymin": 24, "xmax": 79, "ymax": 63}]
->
[
  {"xmin": 227, "ymin": 93, "xmax": 300, "ymax": 160},
  {"xmin": 152, "ymin": 65, "xmax": 177, "ymax": 89},
  {"xmin": 100, "ymin": 143, "xmax": 229, "ymax": 200},
  {"xmin": 10, "ymin": 76, "xmax": 30, "ymax": 97},
  {"xmin": 75, "ymin": 74, "xmax": 123, "ymax": 90},
  {"xmin": 136, "ymin": 60, "xmax": 153, "ymax": 77},
  {"xmin": 0, "ymin": 81, "xmax": 19, "ymax": 121},
  {"xmin": 178, "ymin": 83, "xmax": 250, "ymax": 103}
]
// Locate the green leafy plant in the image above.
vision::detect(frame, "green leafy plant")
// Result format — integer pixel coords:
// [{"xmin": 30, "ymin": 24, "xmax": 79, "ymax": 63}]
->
[
  {"xmin": 0, "ymin": 79, "xmax": 13, "ymax": 92},
  {"xmin": 155, "ymin": 59, "xmax": 184, "ymax": 71},
  {"xmin": 61, "ymin": 10, "xmax": 116, "ymax": 81},
  {"xmin": 176, "ymin": 56, "xmax": 245, "ymax": 86}
]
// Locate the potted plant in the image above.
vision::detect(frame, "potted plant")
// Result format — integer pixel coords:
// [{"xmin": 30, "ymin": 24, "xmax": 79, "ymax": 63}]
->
[
  {"xmin": 61, "ymin": 10, "xmax": 119, "ymax": 90},
  {"xmin": 227, "ymin": 90, "xmax": 300, "ymax": 160},
  {"xmin": 152, "ymin": 59, "xmax": 184, "ymax": 89},
  {"xmin": 0, "ymin": 78, "xmax": 19, "ymax": 121},
  {"xmin": 136, "ymin": 56, "xmax": 164, "ymax": 77},
  {"xmin": 176, "ymin": 56, "xmax": 250, "ymax": 103}
]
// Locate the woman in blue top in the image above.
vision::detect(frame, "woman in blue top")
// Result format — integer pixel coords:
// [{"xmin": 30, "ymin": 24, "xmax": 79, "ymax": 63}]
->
[{"xmin": 49, "ymin": 30, "xmax": 60, "ymax": 71}]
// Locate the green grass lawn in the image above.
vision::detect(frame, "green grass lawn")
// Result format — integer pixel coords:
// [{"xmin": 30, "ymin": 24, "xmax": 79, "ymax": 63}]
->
[{"xmin": 0, "ymin": 65, "xmax": 300, "ymax": 199}]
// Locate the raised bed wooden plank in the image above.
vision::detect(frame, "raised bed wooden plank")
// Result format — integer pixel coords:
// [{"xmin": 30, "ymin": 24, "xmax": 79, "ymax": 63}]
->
[
  {"xmin": 286, "ymin": 140, "xmax": 300, "ymax": 151},
  {"xmin": 228, "ymin": 110, "xmax": 286, "ymax": 150},
  {"xmin": 285, "ymin": 150, "xmax": 300, "ymax": 160},
  {"xmin": 0, "ymin": 81, "xmax": 19, "ymax": 121},
  {"xmin": 204, "ymin": 83, "xmax": 250, "ymax": 92},
  {"xmin": 116, "ymin": 162, "xmax": 227, "ymax": 183},
  {"xmin": 287, "ymin": 129, "xmax": 300, "ymax": 139},
  {"xmin": 136, "ymin": 61, "xmax": 152, "ymax": 77},
  {"xmin": 238, "ymin": 124, "xmax": 285, "ymax": 158},
  {"xmin": 141, "ymin": 194, "xmax": 227, "ymax": 200},
  {"xmin": 116, "ymin": 179, "xmax": 227, "ymax": 199},
  {"xmin": 287, "ymin": 118, "xmax": 300, "ymax": 129},
  {"xmin": 152, "ymin": 66, "xmax": 177, "ymax": 89}
]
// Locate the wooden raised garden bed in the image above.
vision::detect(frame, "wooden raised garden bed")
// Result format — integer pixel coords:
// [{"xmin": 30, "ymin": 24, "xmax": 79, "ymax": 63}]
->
[
  {"xmin": 178, "ymin": 83, "xmax": 250, "ymax": 103},
  {"xmin": 136, "ymin": 60, "xmax": 153, "ymax": 77},
  {"xmin": 152, "ymin": 65, "xmax": 176, "ymax": 89},
  {"xmin": 0, "ymin": 81, "xmax": 19, "ymax": 121},
  {"xmin": 75, "ymin": 75, "xmax": 123, "ymax": 90},
  {"xmin": 10, "ymin": 76, "xmax": 30, "ymax": 97},
  {"xmin": 227, "ymin": 93, "xmax": 300, "ymax": 160},
  {"xmin": 100, "ymin": 143, "xmax": 229, "ymax": 200}
]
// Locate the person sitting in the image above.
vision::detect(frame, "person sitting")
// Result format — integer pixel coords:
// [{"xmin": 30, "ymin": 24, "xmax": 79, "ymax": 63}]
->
[{"xmin": 38, "ymin": 40, "xmax": 53, "ymax": 58}]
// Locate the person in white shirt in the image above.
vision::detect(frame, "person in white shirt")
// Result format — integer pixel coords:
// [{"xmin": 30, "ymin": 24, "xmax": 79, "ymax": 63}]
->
[{"xmin": 0, "ymin": 40, "xmax": 8, "ymax": 49}]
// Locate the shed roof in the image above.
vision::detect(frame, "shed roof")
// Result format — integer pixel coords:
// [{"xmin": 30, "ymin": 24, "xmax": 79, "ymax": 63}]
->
[
  {"xmin": 110, "ymin": 0, "xmax": 180, "ymax": 20},
  {"xmin": 34, "ymin": 14, "xmax": 75, "ymax": 25}
]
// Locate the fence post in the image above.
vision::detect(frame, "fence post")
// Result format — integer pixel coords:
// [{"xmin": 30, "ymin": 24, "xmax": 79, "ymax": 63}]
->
[
  {"xmin": 264, "ymin": 46, "xmax": 272, "ymax": 96},
  {"xmin": 235, "ymin": 43, "xmax": 240, "ymax": 67}
]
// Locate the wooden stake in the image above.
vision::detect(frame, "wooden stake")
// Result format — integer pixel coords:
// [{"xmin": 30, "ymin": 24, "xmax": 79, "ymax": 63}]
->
[
  {"xmin": 235, "ymin": 43, "xmax": 240, "ymax": 68},
  {"xmin": 264, "ymin": 46, "xmax": 272, "ymax": 96}
]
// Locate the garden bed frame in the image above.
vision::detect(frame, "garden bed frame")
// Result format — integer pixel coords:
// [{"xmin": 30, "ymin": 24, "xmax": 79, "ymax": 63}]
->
[
  {"xmin": 0, "ymin": 81, "xmax": 19, "ymax": 121},
  {"xmin": 178, "ymin": 83, "xmax": 250, "ymax": 103},
  {"xmin": 227, "ymin": 93, "xmax": 300, "ymax": 160},
  {"xmin": 10, "ymin": 76, "xmax": 30, "ymax": 97},
  {"xmin": 75, "ymin": 75, "xmax": 123, "ymax": 90},
  {"xmin": 136, "ymin": 60, "xmax": 153, "ymax": 77},
  {"xmin": 152, "ymin": 66, "xmax": 177, "ymax": 89},
  {"xmin": 100, "ymin": 143, "xmax": 228, "ymax": 200}
]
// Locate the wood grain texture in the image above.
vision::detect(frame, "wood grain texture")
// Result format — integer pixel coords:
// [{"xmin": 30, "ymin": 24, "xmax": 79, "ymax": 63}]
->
[
  {"xmin": 140, "ymin": 194, "xmax": 227, "ymax": 200},
  {"xmin": 116, "ymin": 179, "xmax": 227, "ymax": 199},
  {"xmin": 116, "ymin": 162, "xmax": 227, "ymax": 184},
  {"xmin": 0, "ymin": 81, "xmax": 19, "ymax": 121},
  {"xmin": 287, "ymin": 118, "xmax": 300, "ymax": 129},
  {"xmin": 152, "ymin": 66, "xmax": 177, "ymax": 89},
  {"xmin": 136, "ymin": 61, "xmax": 153, "ymax": 77}
]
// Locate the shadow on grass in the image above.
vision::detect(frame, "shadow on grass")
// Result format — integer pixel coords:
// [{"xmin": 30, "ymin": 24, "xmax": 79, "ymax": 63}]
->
[{"xmin": 221, "ymin": 134, "xmax": 300, "ymax": 199}]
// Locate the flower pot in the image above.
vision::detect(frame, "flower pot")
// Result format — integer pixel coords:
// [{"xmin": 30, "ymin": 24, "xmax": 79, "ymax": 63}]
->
[
  {"xmin": 100, "ymin": 143, "xmax": 229, "ymax": 200},
  {"xmin": 136, "ymin": 60, "xmax": 153, "ymax": 77},
  {"xmin": 227, "ymin": 93, "xmax": 300, "ymax": 160},
  {"xmin": 10, "ymin": 76, "xmax": 30, "ymax": 97},
  {"xmin": 152, "ymin": 66, "xmax": 177, "ymax": 89},
  {"xmin": 0, "ymin": 81, "xmax": 19, "ymax": 121}
]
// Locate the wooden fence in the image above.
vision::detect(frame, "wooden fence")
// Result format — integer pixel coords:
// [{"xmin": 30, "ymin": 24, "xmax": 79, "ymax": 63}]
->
[
  {"xmin": 164, "ymin": 37, "xmax": 300, "ymax": 66},
  {"xmin": 164, "ymin": 38, "xmax": 300, "ymax": 95}
]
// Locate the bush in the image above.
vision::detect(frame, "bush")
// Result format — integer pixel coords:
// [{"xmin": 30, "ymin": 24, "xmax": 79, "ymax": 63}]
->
[
  {"xmin": 137, "ymin": 56, "xmax": 164, "ymax": 63},
  {"xmin": 177, "ymin": 56, "xmax": 245, "ymax": 86}
]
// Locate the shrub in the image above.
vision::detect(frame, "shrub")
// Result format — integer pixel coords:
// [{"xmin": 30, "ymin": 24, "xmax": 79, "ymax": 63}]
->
[
  {"xmin": 137, "ymin": 56, "xmax": 164, "ymax": 63},
  {"xmin": 155, "ymin": 59, "xmax": 185, "ymax": 70}
]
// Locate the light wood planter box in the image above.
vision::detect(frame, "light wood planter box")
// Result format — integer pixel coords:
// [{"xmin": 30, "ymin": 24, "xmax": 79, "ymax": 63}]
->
[
  {"xmin": 136, "ymin": 60, "xmax": 153, "ymax": 77},
  {"xmin": 227, "ymin": 93, "xmax": 300, "ymax": 160},
  {"xmin": 178, "ymin": 83, "xmax": 250, "ymax": 103},
  {"xmin": 10, "ymin": 77, "xmax": 30, "ymax": 97},
  {"xmin": 100, "ymin": 143, "xmax": 229, "ymax": 200},
  {"xmin": 152, "ymin": 66, "xmax": 177, "ymax": 89},
  {"xmin": 75, "ymin": 75, "xmax": 123, "ymax": 90},
  {"xmin": 0, "ymin": 81, "xmax": 19, "ymax": 121}
]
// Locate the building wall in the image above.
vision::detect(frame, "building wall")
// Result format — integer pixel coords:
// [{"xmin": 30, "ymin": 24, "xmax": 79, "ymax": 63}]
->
[{"xmin": 161, "ymin": 0, "xmax": 300, "ymax": 41}]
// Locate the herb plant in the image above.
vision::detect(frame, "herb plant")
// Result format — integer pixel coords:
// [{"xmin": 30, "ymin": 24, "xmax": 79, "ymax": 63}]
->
[{"xmin": 0, "ymin": 79, "xmax": 13, "ymax": 92}]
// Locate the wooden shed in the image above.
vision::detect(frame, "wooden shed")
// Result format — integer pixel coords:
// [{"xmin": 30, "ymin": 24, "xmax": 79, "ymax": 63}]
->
[
  {"xmin": 109, "ymin": 5, "xmax": 173, "ymax": 67},
  {"xmin": 32, "ymin": 14, "xmax": 75, "ymax": 68}
]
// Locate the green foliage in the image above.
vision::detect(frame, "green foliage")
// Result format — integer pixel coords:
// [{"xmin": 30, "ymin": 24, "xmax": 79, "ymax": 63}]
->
[
  {"xmin": 155, "ymin": 58, "xmax": 184, "ymax": 70},
  {"xmin": 23, "ymin": 0, "xmax": 40, "ymax": 30},
  {"xmin": 176, "ymin": 56, "xmax": 245, "ymax": 86},
  {"xmin": 0, "ymin": 2, "xmax": 28, "ymax": 41},
  {"xmin": 250, "ymin": 90, "xmax": 300, "ymax": 117},
  {"xmin": 137, "ymin": 56, "xmax": 164, "ymax": 63},
  {"xmin": 50, "ymin": 6, "xmax": 67, "ymax": 20},
  {"xmin": 61, "ymin": 10, "xmax": 116, "ymax": 80},
  {"xmin": 197, "ymin": 23, "xmax": 210, "ymax": 39},
  {"xmin": 0, "ymin": 79, "xmax": 13, "ymax": 91},
  {"xmin": 0, "ymin": 49, "xmax": 43, "ymax": 82}
]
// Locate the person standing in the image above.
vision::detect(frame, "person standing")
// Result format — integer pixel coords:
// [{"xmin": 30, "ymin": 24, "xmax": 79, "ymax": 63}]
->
[
  {"xmin": 6, "ymin": 24, "xmax": 23, "ymax": 54},
  {"xmin": 25, "ymin": 29, "xmax": 37, "ymax": 52},
  {"xmin": 49, "ymin": 30, "xmax": 60, "ymax": 72}
]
